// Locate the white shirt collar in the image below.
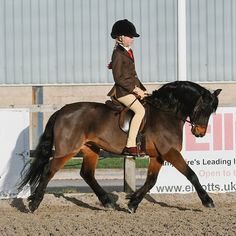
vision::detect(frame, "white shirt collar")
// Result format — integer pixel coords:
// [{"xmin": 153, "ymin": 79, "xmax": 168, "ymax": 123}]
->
[{"xmin": 119, "ymin": 44, "xmax": 131, "ymax": 51}]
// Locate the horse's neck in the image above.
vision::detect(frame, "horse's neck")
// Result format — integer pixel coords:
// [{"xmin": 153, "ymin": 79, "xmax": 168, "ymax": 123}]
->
[
  {"xmin": 178, "ymin": 89, "xmax": 200, "ymax": 113},
  {"xmin": 149, "ymin": 85, "xmax": 202, "ymax": 120},
  {"xmin": 166, "ymin": 92, "xmax": 197, "ymax": 119}
]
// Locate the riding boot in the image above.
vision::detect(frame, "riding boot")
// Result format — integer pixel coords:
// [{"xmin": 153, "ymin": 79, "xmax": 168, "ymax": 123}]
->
[{"xmin": 122, "ymin": 146, "xmax": 145, "ymax": 157}]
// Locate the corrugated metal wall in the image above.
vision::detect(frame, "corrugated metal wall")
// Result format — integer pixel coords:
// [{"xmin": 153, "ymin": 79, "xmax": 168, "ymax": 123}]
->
[
  {"xmin": 187, "ymin": 0, "xmax": 236, "ymax": 82},
  {"xmin": 0, "ymin": 0, "xmax": 235, "ymax": 85},
  {"xmin": 0, "ymin": 0, "xmax": 177, "ymax": 85}
]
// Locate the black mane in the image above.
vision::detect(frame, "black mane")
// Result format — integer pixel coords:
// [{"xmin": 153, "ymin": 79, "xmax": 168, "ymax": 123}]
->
[{"xmin": 149, "ymin": 81, "xmax": 218, "ymax": 114}]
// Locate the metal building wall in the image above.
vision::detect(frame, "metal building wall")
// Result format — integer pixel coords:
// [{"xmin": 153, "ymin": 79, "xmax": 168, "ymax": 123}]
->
[
  {"xmin": 187, "ymin": 0, "xmax": 236, "ymax": 82},
  {"xmin": 0, "ymin": 0, "xmax": 177, "ymax": 85}
]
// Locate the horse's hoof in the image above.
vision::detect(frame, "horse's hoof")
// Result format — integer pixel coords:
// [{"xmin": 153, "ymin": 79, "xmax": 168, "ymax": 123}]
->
[
  {"xmin": 28, "ymin": 198, "xmax": 42, "ymax": 212},
  {"xmin": 28, "ymin": 202, "xmax": 38, "ymax": 213},
  {"xmin": 204, "ymin": 202, "xmax": 215, "ymax": 208},
  {"xmin": 127, "ymin": 202, "xmax": 137, "ymax": 214},
  {"xmin": 127, "ymin": 206, "xmax": 136, "ymax": 214}
]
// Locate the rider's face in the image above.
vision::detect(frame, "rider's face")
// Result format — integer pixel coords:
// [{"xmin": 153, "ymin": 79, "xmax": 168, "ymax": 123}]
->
[{"xmin": 122, "ymin": 36, "xmax": 134, "ymax": 47}]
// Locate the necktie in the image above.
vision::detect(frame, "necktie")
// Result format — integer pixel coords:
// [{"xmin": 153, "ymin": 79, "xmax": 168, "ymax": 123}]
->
[{"xmin": 128, "ymin": 49, "xmax": 133, "ymax": 59}]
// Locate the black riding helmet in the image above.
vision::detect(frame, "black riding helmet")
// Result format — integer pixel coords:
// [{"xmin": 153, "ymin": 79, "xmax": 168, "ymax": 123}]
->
[{"xmin": 111, "ymin": 19, "xmax": 140, "ymax": 39}]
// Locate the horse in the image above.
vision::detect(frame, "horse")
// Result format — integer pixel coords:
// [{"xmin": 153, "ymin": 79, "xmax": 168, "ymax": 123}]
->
[{"xmin": 19, "ymin": 81, "xmax": 221, "ymax": 213}]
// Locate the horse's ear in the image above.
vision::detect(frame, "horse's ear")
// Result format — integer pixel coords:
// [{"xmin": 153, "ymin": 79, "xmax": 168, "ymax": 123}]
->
[{"xmin": 213, "ymin": 89, "xmax": 222, "ymax": 97}]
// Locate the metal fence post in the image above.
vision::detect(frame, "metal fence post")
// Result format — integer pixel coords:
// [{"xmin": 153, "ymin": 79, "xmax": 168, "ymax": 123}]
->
[
  {"xmin": 124, "ymin": 156, "xmax": 136, "ymax": 193},
  {"xmin": 177, "ymin": 0, "xmax": 187, "ymax": 81},
  {"xmin": 32, "ymin": 86, "xmax": 44, "ymax": 149}
]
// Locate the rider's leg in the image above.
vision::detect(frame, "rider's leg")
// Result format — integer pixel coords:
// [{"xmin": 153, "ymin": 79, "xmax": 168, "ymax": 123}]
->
[{"xmin": 118, "ymin": 94, "xmax": 145, "ymax": 154}]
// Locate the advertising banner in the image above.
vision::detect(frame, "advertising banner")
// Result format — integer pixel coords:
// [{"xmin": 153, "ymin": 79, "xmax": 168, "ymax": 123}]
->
[
  {"xmin": 0, "ymin": 109, "xmax": 30, "ymax": 199},
  {"xmin": 150, "ymin": 107, "xmax": 236, "ymax": 194}
]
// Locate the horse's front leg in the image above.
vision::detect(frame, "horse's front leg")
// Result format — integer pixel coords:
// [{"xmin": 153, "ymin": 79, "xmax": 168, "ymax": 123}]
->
[
  {"xmin": 80, "ymin": 146, "xmax": 115, "ymax": 209},
  {"xmin": 128, "ymin": 156, "xmax": 163, "ymax": 213},
  {"xmin": 163, "ymin": 148, "xmax": 214, "ymax": 208}
]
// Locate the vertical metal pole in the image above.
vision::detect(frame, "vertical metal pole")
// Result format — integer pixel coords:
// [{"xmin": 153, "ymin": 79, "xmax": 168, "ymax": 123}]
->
[
  {"xmin": 124, "ymin": 157, "xmax": 136, "ymax": 193},
  {"xmin": 177, "ymin": 0, "xmax": 187, "ymax": 81},
  {"xmin": 32, "ymin": 86, "xmax": 44, "ymax": 149}
]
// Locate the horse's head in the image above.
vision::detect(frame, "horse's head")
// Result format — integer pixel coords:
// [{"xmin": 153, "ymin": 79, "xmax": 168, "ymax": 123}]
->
[
  {"xmin": 189, "ymin": 89, "xmax": 222, "ymax": 137},
  {"xmin": 148, "ymin": 82, "xmax": 222, "ymax": 137}
]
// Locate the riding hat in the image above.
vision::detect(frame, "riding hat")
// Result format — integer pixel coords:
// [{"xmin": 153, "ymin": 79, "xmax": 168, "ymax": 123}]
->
[{"xmin": 111, "ymin": 19, "xmax": 140, "ymax": 39}]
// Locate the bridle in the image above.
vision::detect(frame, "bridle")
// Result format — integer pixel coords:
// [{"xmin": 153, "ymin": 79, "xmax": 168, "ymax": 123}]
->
[{"xmin": 188, "ymin": 96, "xmax": 206, "ymax": 128}]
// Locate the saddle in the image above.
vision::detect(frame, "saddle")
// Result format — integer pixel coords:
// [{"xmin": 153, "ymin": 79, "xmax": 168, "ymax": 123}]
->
[{"xmin": 105, "ymin": 97, "xmax": 146, "ymax": 134}]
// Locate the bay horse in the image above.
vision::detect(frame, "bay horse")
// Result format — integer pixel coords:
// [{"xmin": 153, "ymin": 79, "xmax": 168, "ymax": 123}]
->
[{"xmin": 19, "ymin": 81, "xmax": 221, "ymax": 213}]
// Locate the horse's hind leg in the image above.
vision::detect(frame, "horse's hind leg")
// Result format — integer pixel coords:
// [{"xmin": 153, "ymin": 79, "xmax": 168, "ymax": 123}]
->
[
  {"xmin": 80, "ymin": 145, "xmax": 115, "ymax": 209},
  {"xmin": 128, "ymin": 156, "xmax": 163, "ymax": 213},
  {"xmin": 28, "ymin": 154, "xmax": 74, "ymax": 212},
  {"xmin": 163, "ymin": 148, "xmax": 214, "ymax": 208}
]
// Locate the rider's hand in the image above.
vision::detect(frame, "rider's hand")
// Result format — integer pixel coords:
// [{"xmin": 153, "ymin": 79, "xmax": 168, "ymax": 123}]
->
[
  {"xmin": 133, "ymin": 87, "xmax": 147, "ymax": 100},
  {"xmin": 139, "ymin": 90, "xmax": 146, "ymax": 100}
]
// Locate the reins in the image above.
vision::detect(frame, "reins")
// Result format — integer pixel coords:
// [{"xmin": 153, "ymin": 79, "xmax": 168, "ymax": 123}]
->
[{"xmin": 117, "ymin": 94, "xmax": 196, "ymax": 127}]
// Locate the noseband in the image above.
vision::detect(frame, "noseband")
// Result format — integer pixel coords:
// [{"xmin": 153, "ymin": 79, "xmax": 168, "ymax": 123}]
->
[
  {"xmin": 188, "ymin": 96, "xmax": 204, "ymax": 128},
  {"xmin": 185, "ymin": 118, "xmax": 195, "ymax": 127}
]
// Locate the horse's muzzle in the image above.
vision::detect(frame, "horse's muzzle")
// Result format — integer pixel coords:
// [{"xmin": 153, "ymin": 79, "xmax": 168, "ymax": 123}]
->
[{"xmin": 191, "ymin": 124, "xmax": 207, "ymax": 137}]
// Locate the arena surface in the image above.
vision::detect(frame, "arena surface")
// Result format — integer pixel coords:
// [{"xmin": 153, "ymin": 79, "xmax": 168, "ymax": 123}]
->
[{"xmin": 0, "ymin": 192, "xmax": 235, "ymax": 235}]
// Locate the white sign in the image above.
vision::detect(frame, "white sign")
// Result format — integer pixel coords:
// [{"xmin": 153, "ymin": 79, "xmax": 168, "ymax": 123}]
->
[
  {"xmin": 151, "ymin": 107, "xmax": 236, "ymax": 194},
  {"xmin": 0, "ymin": 109, "xmax": 30, "ymax": 199}
]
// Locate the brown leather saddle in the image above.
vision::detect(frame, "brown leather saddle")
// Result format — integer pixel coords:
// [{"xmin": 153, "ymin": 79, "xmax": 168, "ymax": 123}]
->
[{"xmin": 105, "ymin": 98, "xmax": 146, "ymax": 133}]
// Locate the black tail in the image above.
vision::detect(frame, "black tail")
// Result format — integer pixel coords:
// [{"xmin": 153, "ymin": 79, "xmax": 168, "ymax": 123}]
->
[{"xmin": 19, "ymin": 110, "xmax": 59, "ymax": 190}]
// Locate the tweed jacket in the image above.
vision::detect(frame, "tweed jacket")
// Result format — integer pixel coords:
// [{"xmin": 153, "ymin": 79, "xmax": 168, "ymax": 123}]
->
[{"xmin": 107, "ymin": 44, "xmax": 146, "ymax": 99}]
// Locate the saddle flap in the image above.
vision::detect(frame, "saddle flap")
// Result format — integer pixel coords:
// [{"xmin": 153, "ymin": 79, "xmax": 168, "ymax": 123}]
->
[
  {"xmin": 105, "ymin": 97, "xmax": 146, "ymax": 133},
  {"xmin": 119, "ymin": 108, "xmax": 146, "ymax": 134},
  {"xmin": 119, "ymin": 109, "xmax": 134, "ymax": 133}
]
